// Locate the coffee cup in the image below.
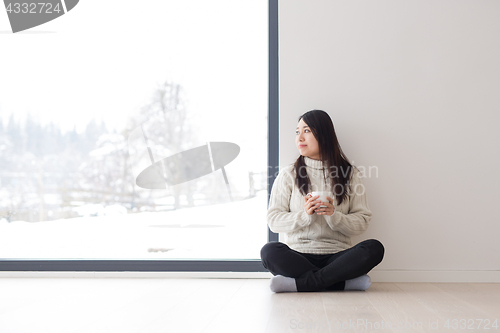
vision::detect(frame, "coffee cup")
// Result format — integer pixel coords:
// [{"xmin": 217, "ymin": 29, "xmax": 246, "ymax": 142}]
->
[{"xmin": 307, "ymin": 191, "xmax": 331, "ymax": 208}]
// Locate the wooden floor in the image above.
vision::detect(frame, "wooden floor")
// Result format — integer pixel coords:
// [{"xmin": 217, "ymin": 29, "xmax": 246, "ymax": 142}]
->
[{"xmin": 0, "ymin": 278, "xmax": 498, "ymax": 333}]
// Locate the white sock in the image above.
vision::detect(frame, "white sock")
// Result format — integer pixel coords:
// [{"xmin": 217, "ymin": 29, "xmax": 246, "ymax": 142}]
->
[
  {"xmin": 269, "ymin": 275, "xmax": 298, "ymax": 293},
  {"xmin": 344, "ymin": 274, "xmax": 371, "ymax": 291}
]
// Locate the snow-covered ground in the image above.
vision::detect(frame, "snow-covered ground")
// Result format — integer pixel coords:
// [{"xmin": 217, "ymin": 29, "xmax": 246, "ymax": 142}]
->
[{"xmin": 0, "ymin": 191, "xmax": 268, "ymax": 260}]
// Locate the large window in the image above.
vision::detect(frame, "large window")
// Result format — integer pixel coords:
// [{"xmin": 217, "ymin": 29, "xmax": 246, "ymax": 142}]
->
[{"xmin": 0, "ymin": 0, "xmax": 276, "ymax": 271}]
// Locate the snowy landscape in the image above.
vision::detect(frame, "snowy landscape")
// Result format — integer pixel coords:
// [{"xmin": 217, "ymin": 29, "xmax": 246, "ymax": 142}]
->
[
  {"xmin": 0, "ymin": 0, "xmax": 268, "ymax": 262},
  {"xmin": 0, "ymin": 190, "xmax": 268, "ymax": 260}
]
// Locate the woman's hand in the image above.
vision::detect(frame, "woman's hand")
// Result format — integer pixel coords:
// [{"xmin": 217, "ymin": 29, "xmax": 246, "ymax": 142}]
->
[
  {"xmin": 304, "ymin": 194, "xmax": 322, "ymax": 215},
  {"xmin": 315, "ymin": 196, "xmax": 335, "ymax": 216}
]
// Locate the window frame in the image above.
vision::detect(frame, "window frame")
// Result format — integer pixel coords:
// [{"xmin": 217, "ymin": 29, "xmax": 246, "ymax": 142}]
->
[{"xmin": 0, "ymin": 0, "xmax": 278, "ymax": 272}]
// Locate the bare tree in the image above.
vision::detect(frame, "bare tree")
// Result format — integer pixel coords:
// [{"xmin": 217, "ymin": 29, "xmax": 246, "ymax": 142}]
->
[{"xmin": 125, "ymin": 80, "xmax": 202, "ymax": 210}]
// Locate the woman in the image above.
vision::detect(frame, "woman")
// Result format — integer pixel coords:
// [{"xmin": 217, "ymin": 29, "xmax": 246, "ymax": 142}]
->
[{"xmin": 260, "ymin": 110, "xmax": 385, "ymax": 293}]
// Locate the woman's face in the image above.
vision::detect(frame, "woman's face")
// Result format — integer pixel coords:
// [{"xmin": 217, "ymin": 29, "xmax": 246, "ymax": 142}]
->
[{"xmin": 296, "ymin": 118, "xmax": 320, "ymax": 160}]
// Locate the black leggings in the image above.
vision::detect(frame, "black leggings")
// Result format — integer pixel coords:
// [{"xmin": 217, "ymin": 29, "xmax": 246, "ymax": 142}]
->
[{"xmin": 260, "ymin": 239, "xmax": 385, "ymax": 292}]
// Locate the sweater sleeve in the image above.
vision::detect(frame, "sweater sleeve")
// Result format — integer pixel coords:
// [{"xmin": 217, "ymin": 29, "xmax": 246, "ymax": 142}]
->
[
  {"xmin": 323, "ymin": 169, "xmax": 372, "ymax": 236},
  {"xmin": 267, "ymin": 168, "xmax": 313, "ymax": 233}
]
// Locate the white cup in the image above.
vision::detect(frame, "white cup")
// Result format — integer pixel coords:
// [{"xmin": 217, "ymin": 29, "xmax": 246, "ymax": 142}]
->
[{"xmin": 307, "ymin": 191, "xmax": 331, "ymax": 208}]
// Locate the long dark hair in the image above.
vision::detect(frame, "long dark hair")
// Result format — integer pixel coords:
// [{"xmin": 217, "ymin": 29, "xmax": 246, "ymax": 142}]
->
[{"xmin": 293, "ymin": 110, "xmax": 358, "ymax": 205}]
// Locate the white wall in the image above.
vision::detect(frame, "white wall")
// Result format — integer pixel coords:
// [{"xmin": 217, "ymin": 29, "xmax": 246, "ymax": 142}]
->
[{"xmin": 279, "ymin": 0, "xmax": 500, "ymax": 282}]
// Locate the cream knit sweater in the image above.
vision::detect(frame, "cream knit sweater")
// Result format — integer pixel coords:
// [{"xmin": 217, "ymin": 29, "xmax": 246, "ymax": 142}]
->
[{"xmin": 267, "ymin": 156, "xmax": 373, "ymax": 254}]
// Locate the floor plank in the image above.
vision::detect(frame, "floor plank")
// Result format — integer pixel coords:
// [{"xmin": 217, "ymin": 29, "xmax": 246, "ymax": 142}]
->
[
  {"xmin": 322, "ymin": 288, "xmax": 395, "ymax": 332},
  {"xmin": 395, "ymin": 282, "xmax": 496, "ymax": 331},
  {"xmin": 0, "ymin": 278, "xmax": 161, "ymax": 333},
  {"xmin": 265, "ymin": 290, "xmax": 329, "ymax": 333},
  {"xmin": 72, "ymin": 278, "xmax": 207, "ymax": 333},
  {"xmin": 137, "ymin": 279, "xmax": 246, "ymax": 333},
  {"xmin": 431, "ymin": 283, "xmax": 500, "ymax": 319},
  {"xmin": 365, "ymin": 283, "xmax": 434, "ymax": 333},
  {"xmin": 202, "ymin": 279, "xmax": 272, "ymax": 333},
  {"xmin": 0, "ymin": 279, "xmax": 498, "ymax": 333}
]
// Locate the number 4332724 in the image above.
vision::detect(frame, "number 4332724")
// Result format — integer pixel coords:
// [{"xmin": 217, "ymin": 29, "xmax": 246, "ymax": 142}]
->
[
  {"xmin": 444, "ymin": 318, "xmax": 498, "ymax": 330},
  {"xmin": 6, "ymin": 3, "xmax": 62, "ymax": 14}
]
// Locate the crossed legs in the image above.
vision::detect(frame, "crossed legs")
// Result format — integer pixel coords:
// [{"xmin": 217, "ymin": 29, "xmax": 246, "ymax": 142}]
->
[{"xmin": 260, "ymin": 239, "xmax": 385, "ymax": 292}]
